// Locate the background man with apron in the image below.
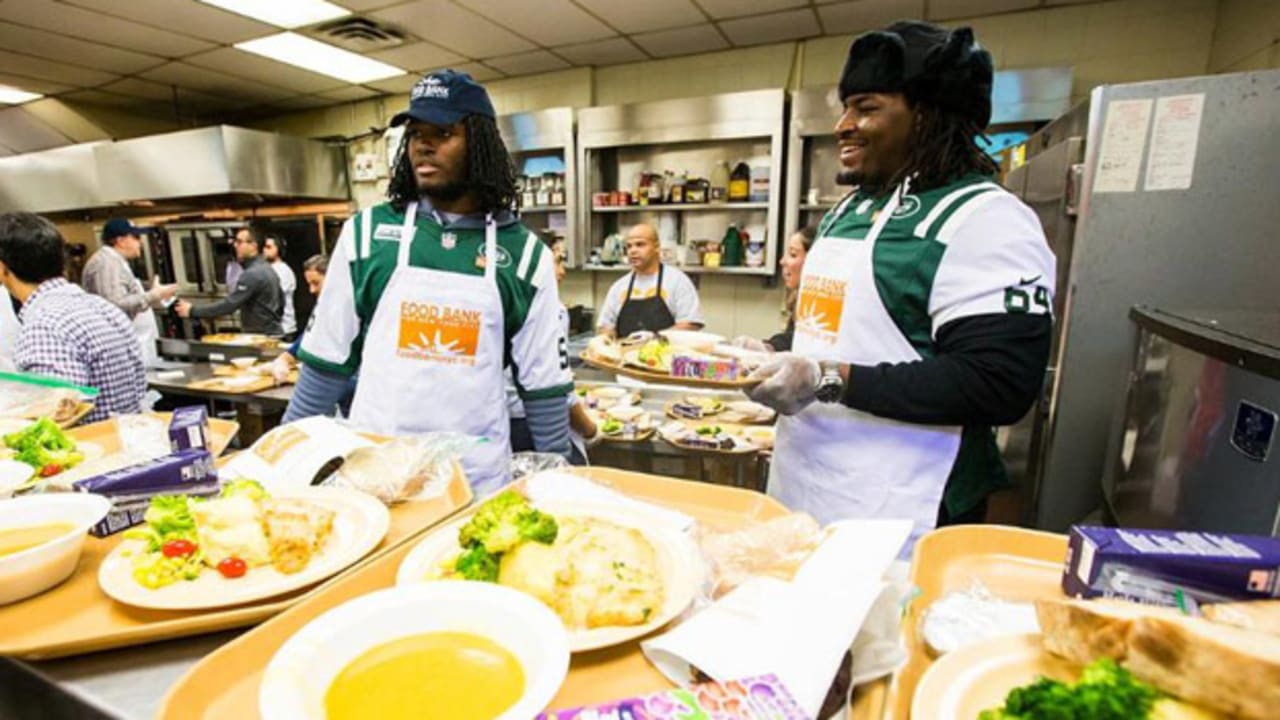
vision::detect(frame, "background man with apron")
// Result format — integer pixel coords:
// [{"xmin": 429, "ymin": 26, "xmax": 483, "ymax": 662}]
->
[
  {"xmin": 81, "ymin": 218, "xmax": 176, "ymax": 367},
  {"xmin": 284, "ymin": 70, "xmax": 573, "ymax": 495},
  {"xmin": 596, "ymin": 223, "xmax": 703, "ymax": 338},
  {"xmin": 745, "ymin": 21, "xmax": 1056, "ymax": 556}
]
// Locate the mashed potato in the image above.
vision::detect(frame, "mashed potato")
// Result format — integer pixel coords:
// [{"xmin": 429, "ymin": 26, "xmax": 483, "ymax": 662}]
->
[{"xmin": 498, "ymin": 516, "xmax": 664, "ymax": 629}]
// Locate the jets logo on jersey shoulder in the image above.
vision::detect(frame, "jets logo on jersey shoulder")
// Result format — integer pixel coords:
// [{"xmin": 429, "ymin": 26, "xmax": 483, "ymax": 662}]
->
[
  {"xmin": 892, "ymin": 195, "xmax": 922, "ymax": 219},
  {"xmin": 474, "ymin": 243, "xmax": 512, "ymax": 269}
]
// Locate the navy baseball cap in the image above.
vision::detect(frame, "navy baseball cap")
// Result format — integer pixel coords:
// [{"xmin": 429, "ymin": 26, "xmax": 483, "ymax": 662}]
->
[
  {"xmin": 102, "ymin": 218, "xmax": 142, "ymax": 241},
  {"xmin": 389, "ymin": 69, "xmax": 496, "ymax": 128}
]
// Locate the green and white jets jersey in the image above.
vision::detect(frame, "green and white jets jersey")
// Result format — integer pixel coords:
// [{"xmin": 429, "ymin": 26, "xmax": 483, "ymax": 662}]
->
[
  {"xmin": 298, "ymin": 202, "xmax": 573, "ymax": 401},
  {"xmin": 815, "ymin": 172, "xmax": 1056, "ymax": 515}
]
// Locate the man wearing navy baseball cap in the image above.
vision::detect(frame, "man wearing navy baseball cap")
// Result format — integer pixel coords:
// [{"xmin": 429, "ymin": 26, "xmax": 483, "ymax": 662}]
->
[
  {"xmin": 82, "ymin": 217, "xmax": 177, "ymax": 366},
  {"xmin": 285, "ymin": 70, "xmax": 574, "ymax": 492}
]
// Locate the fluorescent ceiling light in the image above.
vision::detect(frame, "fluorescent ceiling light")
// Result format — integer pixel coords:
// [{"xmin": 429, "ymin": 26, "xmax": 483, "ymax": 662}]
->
[
  {"xmin": 236, "ymin": 32, "xmax": 406, "ymax": 84},
  {"xmin": 200, "ymin": 0, "xmax": 348, "ymax": 29},
  {"xmin": 0, "ymin": 85, "xmax": 42, "ymax": 104}
]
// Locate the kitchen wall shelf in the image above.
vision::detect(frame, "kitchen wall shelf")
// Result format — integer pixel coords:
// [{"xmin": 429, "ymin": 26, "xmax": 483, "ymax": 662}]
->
[{"xmin": 590, "ymin": 202, "xmax": 769, "ymax": 213}]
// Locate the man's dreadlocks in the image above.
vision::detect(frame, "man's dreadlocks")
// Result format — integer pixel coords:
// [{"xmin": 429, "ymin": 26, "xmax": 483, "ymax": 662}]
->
[
  {"xmin": 387, "ymin": 114, "xmax": 519, "ymax": 215},
  {"xmin": 887, "ymin": 103, "xmax": 998, "ymax": 194}
]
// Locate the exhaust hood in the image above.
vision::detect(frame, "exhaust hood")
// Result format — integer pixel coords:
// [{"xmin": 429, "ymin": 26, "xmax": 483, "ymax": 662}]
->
[{"xmin": 0, "ymin": 125, "xmax": 349, "ymax": 215}]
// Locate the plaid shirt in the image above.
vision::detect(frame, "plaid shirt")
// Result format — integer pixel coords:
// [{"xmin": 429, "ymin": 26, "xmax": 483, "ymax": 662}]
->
[{"xmin": 16, "ymin": 278, "xmax": 146, "ymax": 422}]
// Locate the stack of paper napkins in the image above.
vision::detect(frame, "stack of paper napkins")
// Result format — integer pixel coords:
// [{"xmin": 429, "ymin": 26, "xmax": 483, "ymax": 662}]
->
[{"xmin": 642, "ymin": 519, "xmax": 911, "ymax": 718}]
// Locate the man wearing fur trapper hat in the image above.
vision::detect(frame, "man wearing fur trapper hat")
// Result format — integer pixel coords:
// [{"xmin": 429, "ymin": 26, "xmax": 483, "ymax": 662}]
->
[{"xmin": 747, "ymin": 21, "xmax": 1056, "ymax": 555}]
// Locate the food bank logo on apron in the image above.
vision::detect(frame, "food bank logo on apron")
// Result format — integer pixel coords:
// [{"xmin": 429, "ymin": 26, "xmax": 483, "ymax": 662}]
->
[
  {"xmin": 396, "ymin": 300, "xmax": 482, "ymax": 365},
  {"xmin": 796, "ymin": 276, "xmax": 846, "ymax": 344},
  {"xmin": 254, "ymin": 426, "xmax": 309, "ymax": 465}
]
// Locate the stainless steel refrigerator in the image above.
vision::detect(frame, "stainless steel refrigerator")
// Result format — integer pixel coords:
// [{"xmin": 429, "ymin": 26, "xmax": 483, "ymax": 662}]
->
[{"xmin": 1003, "ymin": 69, "xmax": 1280, "ymax": 532}]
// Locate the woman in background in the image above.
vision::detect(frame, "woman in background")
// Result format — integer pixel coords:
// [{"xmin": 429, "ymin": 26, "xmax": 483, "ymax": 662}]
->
[
  {"xmin": 733, "ymin": 224, "xmax": 816, "ymax": 352},
  {"xmin": 272, "ymin": 254, "xmax": 354, "ymax": 416}
]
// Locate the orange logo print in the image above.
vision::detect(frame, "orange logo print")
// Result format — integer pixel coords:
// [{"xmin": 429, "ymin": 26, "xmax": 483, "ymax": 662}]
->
[
  {"xmin": 253, "ymin": 426, "xmax": 309, "ymax": 465},
  {"xmin": 396, "ymin": 300, "xmax": 482, "ymax": 365},
  {"xmin": 796, "ymin": 276, "xmax": 846, "ymax": 341}
]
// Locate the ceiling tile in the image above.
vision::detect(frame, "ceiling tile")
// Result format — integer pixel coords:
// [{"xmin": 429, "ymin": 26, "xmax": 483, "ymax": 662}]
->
[
  {"xmin": 367, "ymin": 41, "xmax": 464, "ymax": 71},
  {"xmin": 928, "ymin": 0, "xmax": 1039, "ymax": 20},
  {"xmin": 0, "ymin": 21, "xmax": 165, "ymax": 75},
  {"xmin": 62, "ymin": 0, "xmax": 277, "ymax": 44},
  {"xmin": 720, "ymin": 8, "xmax": 819, "ymax": 46},
  {"xmin": 140, "ymin": 62, "xmax": 294, "ymax": 102},
  {"xmin": 574, "ymin": 0, "xmax": 706, "ymax": 34},
  {"xmin": 696, "ymin": 0, "xmax": 808, "ymax": 20},
  {"xmin": 451, "ymin": 62, "xmax": 505, "ymax": 82},
  {"xmin": 0, "ymin": 0, "xmax": 217, "ymax": 58},
  {"xmin": 182, "ymin": 47, "xmax": 348, "ymax": 94},
  {"xmin": 372, "ymin": 1, "xmax": 535, "ymax": 58},
  {"xmin": 100, "ymin": 78, "xmax": 233, "ymax": 107},
  {"xmin": 0, "ymin": 49, "xmax": 119, "ymax": 87},
  {"xmin": 319, "ymin": 86, "xmax": 381, "ymax": 101},
  {"xmin": 62, "ymin": 89, "xmax": 154, "ymax": 109},
  {"xmin": 0, "ymin": 73, "xmax": 73, "ymax": 97},
  {"xmin": 331, "ymin": 0, "xmax": 407, "ymax": 10},
  {"xmin": 484, "ymin": 50, "xmax": 571, "ymax": 76},
  {"xmin": 554, "ymin": 37, "xmax": 647, "ymax": 66},
  {"xmin": 365, "ymin": 74, "xmax": 421, "ymax": 94},
  {"xmin": 818, "ymin": 0, "xmax": 925, "ymax": 35},
  {"xmin": 632, "ymin": 23, "xmax": 728, "ymax": 58},
  {"xmin": 457, "ymin": 0, "xmax": 615, "ymax": 46}
]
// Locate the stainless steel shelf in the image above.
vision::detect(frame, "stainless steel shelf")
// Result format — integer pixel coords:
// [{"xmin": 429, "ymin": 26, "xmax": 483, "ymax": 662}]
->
[
  {"xmin": 519, "ymin": 206, "xmax": 567, "ymax": 213},
  {"xmin": 590, "ymin": 202, "xmax": 769, "ymax": 213},
  {"xmin": 580, "ymin": 263, "xmax": 772, "ymax": 276},
  {"xmin": 799, "ymin": 204, "xmax": 831, "ymax": 211}
]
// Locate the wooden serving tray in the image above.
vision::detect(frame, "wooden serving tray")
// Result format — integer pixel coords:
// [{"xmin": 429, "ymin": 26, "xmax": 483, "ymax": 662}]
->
[
  {"xmin": 0, "ymin": 425, "xmax": 473, "ymax": 660},
  {"xmin": 580, "ymin": 351, "xmax": 756, "ymax": 390},
  {"xmin": 187, "ymin": 376, "xmax": 277, "ymax": 395},
  {"xmin": 849, "ymin": 525, "xmax": 1069, "ymax": 720},
  {"xmin": 158, "ymin": 467, "xmax": 790, "ymax": 719}
]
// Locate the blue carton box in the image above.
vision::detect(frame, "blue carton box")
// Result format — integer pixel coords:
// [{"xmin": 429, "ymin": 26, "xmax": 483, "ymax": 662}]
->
[{"xmin": 1063, "ymin": 525, "xmax": 1280, "ymax": 607}]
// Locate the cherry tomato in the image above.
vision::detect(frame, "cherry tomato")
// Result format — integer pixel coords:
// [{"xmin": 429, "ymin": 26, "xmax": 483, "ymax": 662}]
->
[
  {"xmin": 217, "ymin": 557, "xmax": 247, "ymax": 579},
  {"xmin": 161, "ymin": 539, "xmax": 196, "ymax": 558},
  {"xmin": 40, "ymin": 463, "xmax": 62, "ymax": 477}
]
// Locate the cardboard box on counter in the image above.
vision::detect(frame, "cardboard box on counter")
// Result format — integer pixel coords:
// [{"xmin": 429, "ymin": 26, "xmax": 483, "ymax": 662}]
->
[
  {"xmin": 168, "ymin": 405, "xmax": 210, "ymax": 452},
  {"xmin": 72, "ymin": 449, "xmax": 219, "ymax": 537},
  {"xmin": 1063, "ymin": 525, "xmax": 1280, "ymax": 607}
]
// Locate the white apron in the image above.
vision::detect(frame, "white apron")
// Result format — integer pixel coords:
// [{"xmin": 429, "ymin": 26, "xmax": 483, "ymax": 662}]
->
[
  {"xmin": 347, "ymin": 203, "xmax": 511, "ymax": 495},
  {"xmin": 770, "ymin": 180, "xmax": 962, "ymax": 555},
  {"xmin": 118, "ymin": 253, "xmax": 160, "ymax": 368}
]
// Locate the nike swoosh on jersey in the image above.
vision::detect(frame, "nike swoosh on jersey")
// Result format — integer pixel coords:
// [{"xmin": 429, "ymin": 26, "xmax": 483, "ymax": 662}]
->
[{"xmin": 1019, "ymin": 275, "xmax": 1042, "ymax": 285}]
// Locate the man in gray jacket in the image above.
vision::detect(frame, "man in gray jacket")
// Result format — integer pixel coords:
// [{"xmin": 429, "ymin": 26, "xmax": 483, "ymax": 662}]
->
[
  {"xmin": 176, "ymin": 226, "xmax": 283, "ymax": 336},
  {"xmin": 82, "ymin": 218, "xmax": 176, "ymax": 366}
]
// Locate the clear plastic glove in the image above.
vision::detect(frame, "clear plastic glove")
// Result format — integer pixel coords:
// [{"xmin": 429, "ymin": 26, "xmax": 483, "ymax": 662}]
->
[
  {"xmin": 730, "ymin": 335, "xmax": 770, "ymax": 352},
  {"xmin": 270, "ymin": 354, "xmax": 294, "ymax": 384},
  {"xmin": 746, "ymin": 353, "xmax": 821, "ymax": 415}
]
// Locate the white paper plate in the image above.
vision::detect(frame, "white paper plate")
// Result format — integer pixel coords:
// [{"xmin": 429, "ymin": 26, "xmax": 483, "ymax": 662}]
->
[
  {"xmin": 260, "ymin": 582, "xmax": 570, "ymax": 720},
  {"xmin": 395, "ymin": 500, "xmax": 704, "ymax": 653},
  {"xmin": 98, "ymin": 486, "xmax": 390, "ymax": 610}
]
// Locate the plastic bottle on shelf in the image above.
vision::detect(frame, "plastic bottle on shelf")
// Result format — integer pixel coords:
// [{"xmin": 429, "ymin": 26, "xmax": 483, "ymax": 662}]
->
[
  {"xmin": 721, "ymin": 224, "xmax": 743, "ymax": 267},
  {"xmin": 710, "ymin": 162, "xmax": 730, "ymax": 203},
  {"xmin": 728, "ymin": 162, "xmax": 750, "ymax": 202},
  {"xmin": 745, "ymin": 228, "xmax": 765, "ymax": 267},
  {"xmin": 670, "ymin": 170, "xmax": 686, "ymax": 203}
]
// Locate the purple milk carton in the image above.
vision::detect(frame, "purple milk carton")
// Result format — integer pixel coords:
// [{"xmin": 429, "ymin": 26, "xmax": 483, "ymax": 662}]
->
[
  {"xmin": 73, "ymin": 449, "xmax": 220, "ymax": 536},
  {"xmin": 1063, "ymin": 525, "xmax": 1280, "ymax": 607},
  {"xmin": 168, "ymin": 405, "xmax": 210, "ymax": 452}
]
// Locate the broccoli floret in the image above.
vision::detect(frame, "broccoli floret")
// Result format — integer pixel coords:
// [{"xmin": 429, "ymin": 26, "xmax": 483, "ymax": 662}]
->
[
  {"xmin": 453, "ymin": 545, "xmax": 499, "ymax": 582},
  {"xmin": 4, "ymin": 418, "xmax": 83, "ymax": 472},
  {"xmin": 220, "ymin": 478, "xmax": 269, "ymax": 502},
  {"xmin": 456, "ymin": 490, "xmax": 558, "ymax": 555},
  {"xmin": 980, "ymin": 659, "xmax": 1160, "ymax": 720}
]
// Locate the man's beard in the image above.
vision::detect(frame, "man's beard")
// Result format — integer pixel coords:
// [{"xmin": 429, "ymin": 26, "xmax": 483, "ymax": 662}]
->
[
  {"xmin": 835, "ymin": 169, "xmax": 861, "ymax": 187},
  {"xmin": 419, "ymin": 178, "xmax": 467, "ymax": 202}
]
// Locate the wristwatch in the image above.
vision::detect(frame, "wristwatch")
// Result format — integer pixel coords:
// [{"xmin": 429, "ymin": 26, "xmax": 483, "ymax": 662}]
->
[{"xmin": 815, "ymin": 361, "xmax": 844, "ymax": 403}]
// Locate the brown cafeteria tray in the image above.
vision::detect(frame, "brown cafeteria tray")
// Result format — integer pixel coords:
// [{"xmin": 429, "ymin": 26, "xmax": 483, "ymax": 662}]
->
[
  {"xmin": 158, "ymin": 467, "xmax": 791, "ymax": 719},
  {"xmin": 0, "ymin": 428, "xmax": 473, "ymax": 660},
  {"xmin": 852, "ymin": 525, "xmax": 1068, "ymax": 720},
  {"xmin": 580, "ymin": 351, "xmax": 755, "ymax": 390},
  {"xmin": 187, "ymin": 376, "xmax": 278, "ymax": 395}
]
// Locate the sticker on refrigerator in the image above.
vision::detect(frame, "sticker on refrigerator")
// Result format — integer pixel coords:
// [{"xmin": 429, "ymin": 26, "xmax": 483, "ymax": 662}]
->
[
  {"xmin": 1144, "ymin": 93, "xmax": 1205, "ymax": 191},
  {"xmin": 1231, "ymin": 400, "xmax": 1276, "ymax": 462},
  {"xmin": 1094, "ymin": 98, "xmax": 1153, "ymax": 194}
]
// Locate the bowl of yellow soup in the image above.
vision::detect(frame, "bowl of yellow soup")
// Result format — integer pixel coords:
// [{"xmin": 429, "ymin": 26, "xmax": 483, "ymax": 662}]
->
[
  {"xmin": 0, "ymin": 492, "xmax": 111, "ymax": 605},
  {"xmin": 260, "ymin": 581, "xmax": 570, "ymax": 720}
]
